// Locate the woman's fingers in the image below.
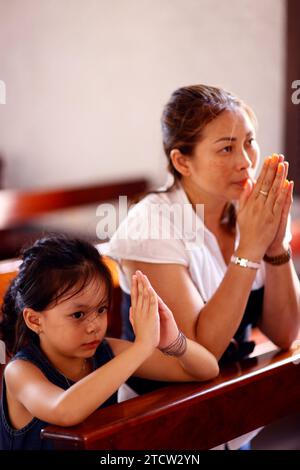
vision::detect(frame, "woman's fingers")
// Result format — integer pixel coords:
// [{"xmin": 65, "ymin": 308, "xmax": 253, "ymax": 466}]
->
[
  {"xmin": 250, "ymin": 156, "xmax": 271, "ymax": 199},
  {"xmin": 278, "ymin": 153, "xmax": 284, "ymax": 164},
  {"xmin": 265, "ymin": 162, "xmax": 285, "ymax": 208},
  {"xmin": 238, "ymin": 178, "xmax": 253, "ymax": 211},
  {"xmin": 259, "ymin": 154, "xmax": 279, "ymax": 197},
  {"xmin": 282, "ymin": 161, "xmax": 289, "ymax": 183},
  {"xmin": 252, "ymin": 154, "xmax": 279, "ymax": 200},
  {"xmin": 282, "ymin": 181, "xmax": 294, "ymax": 216},
  {"xmin": 272, "ymin": 179, "xmax": 290, "ymax": 217}
]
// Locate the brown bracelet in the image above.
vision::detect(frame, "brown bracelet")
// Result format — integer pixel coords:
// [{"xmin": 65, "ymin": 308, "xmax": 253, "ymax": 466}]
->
[
  {"xmin": 263, "ymin": 246, "xmax": 291, "ymax": 265},
  {"xmin": 159, "ymin": 330, "xmax": 187, "ymax": 357}
]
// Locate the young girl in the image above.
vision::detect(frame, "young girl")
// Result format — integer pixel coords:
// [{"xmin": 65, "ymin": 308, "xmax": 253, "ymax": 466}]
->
[{"xmin": 0, "ymin": 236, "xmax": 218, "ymax": 450}]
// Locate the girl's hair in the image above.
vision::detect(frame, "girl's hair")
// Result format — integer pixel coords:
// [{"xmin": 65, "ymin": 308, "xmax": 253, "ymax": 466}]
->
[
  {"xmin": 160, "ymin": 84, "xmax": 257, "ymax": 230},
  {"xmin": 0, "ymin": 235, "xmax": 113, "ymax": 356}
]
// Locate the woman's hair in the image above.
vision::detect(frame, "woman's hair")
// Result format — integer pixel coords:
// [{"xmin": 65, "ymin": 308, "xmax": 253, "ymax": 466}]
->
[
  {"xmin": 0, "ymin": 235, "xmax": 113, "ymax": 356},
  {"xmin": 161, "ymin": 84, "xmax": 257, "ymax": 179},
  {"xmin": 161, "ymin": 84, "xmax": 257, "ymax": 231}
]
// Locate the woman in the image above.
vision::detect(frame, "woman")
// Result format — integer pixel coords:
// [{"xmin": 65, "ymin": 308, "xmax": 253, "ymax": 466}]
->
[{"xmin": 108, "ymin": 84, "xmax": 300, "ymax": 367}]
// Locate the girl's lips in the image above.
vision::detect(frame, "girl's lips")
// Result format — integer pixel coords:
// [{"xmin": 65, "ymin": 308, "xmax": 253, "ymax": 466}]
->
[{"xmin": 81, "ymin": 340, "xmax": 100, "ymax": 349}]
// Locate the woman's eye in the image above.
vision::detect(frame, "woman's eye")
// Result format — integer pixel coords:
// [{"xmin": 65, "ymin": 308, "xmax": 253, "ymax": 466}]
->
[
  {"xmin": 248, "ymin": 138, "xmax": 255, "ymax": 146},
  {"xmin": 221, "ymin": 145, "xmax": 232, "ymax": 153},
  {"xmin": 71, "ymin": 311, "xmax": 85, "ymax": 320}
]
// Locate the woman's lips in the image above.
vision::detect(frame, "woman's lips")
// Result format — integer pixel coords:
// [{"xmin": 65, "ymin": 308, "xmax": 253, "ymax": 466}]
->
[{"xmin": 233, "ymin": 178, "xmax": 249, "ymax": 187}]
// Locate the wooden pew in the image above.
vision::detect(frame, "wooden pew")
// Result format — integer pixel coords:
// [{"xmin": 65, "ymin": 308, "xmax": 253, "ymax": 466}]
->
[
  {"xmin": 0, "ymin": 178, "xmax": 148, "ymax": 259},
  {"xmin": 40, "ymin": 346, "xmax": 300, "ymax": 450},
  {"xmin": 0, "ymin": 178, "xmax": 148, "ymax": 229}
]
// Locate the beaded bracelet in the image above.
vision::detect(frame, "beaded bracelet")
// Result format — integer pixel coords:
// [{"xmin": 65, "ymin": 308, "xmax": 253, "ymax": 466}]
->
[{"xmin": 159, "ymin": 330, "xmax": 187, "ymax": 357}]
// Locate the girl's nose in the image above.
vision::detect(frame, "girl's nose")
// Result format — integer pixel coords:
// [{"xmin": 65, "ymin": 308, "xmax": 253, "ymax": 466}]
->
[{"xmin": 85, "ymin": 311, "xmax": 101, "ymax": 333}]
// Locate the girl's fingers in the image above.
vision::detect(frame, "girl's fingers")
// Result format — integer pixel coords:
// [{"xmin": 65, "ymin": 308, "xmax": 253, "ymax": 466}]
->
[
  {"xmin": 135, "ymin": 271, "xmax": 159, "ymax": 318},
  {"xmin": 149, "ymin": 287, "xmax": 158, "ymax": 316},
  {"xmin": 142, "ymin": 285, "xmax": 150, "ymax": 316},
  {"xmin": 131, "ymin": 274, "xmax": 137, "ymax": 310},
  {"xmin": 136, "ymin": 272, "xmax": 144, "ymax": 313},
  {"xmin": 129, "ymin": 307, "xmax": 134, "ymax": 327},
  {"xmin": 141, "ymin": 272, "xmax": 152, "ymax": 289},
  {"xmin": 157, "ymin": 295, "xmax": 171, "ymax": 321}
]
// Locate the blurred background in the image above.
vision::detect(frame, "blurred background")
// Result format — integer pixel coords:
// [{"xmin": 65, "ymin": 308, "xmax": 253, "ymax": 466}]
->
[
  {"xmin": 0, "ymin": 0, "xmax": 300, "ymax": 449},
  {"xmin": 0, "ymin": 0, "xmax": 294, "ymax": 189},
  {"xmin": 0, "ymin": 0, "xmax": 299, "ymax": 261}
]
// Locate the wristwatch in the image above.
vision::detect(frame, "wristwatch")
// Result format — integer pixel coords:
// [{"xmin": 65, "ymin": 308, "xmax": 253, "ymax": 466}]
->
[{"xmin": 230, "ymin": 255, "xmax": 261, "ymax": 270}]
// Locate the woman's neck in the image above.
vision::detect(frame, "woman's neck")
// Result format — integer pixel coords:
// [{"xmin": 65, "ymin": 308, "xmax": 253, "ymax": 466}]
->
[{"xmin": 180, "ymin": 178, "xmax": 228, "ymax": 233}]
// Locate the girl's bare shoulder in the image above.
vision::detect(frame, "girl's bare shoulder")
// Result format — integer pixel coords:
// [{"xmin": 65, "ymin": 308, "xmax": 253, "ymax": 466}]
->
[{"xmin": 4, "ymin": 358, "xmax": 47, "ymax": 392}]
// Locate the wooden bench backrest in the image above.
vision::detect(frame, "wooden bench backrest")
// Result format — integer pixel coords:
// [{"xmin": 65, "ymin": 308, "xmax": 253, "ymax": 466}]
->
[{"xmin": 0, "ymin": 178, "xmax": 148, "ymax": 229}]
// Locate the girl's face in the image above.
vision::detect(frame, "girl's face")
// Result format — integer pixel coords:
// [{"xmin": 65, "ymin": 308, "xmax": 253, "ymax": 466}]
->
[
  {"xmin": 183, "ymin": 108, "xmax": 259, "ymax": 201},
  {"xmin": 38, "ymin": 276, "xmax": 109, "ymax": 360}
]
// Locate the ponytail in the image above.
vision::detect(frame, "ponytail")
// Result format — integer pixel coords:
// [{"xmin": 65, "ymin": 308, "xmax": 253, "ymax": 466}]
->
[{"xmin": 0, "ymin": 278, "xmax": 33, "ymax": 356}]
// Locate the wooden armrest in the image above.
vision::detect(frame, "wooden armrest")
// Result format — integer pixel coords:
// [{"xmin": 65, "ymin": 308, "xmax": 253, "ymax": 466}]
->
[{"xmin": 41, "ymin": 345, "xmax": 300, "ymax": 450}]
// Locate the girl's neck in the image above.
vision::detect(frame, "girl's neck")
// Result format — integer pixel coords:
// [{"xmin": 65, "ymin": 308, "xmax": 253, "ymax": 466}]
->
[
  {"xmin": 180, "ymin": 178, "xmax": 228, "ymax": 233},
  {"xmin": 39, "ymin": 340, "xmax": 89, "ymax": 381}
]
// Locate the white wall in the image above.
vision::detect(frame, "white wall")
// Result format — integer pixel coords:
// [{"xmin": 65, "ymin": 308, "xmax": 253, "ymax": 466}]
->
[{"xmin": 0, "ymin": 0, "xmax": 286, "ymax": 189}]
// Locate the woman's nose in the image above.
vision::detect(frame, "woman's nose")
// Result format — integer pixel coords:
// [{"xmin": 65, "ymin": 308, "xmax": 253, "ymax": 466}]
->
[{"xmin": 236, "ymin": 149, "xmax": 252, "ymax": 170}]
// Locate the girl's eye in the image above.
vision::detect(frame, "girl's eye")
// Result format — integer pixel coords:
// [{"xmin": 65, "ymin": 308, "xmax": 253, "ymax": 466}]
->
[
  {"xmin": 98, "ymin": 306, "xmax": 108, "ymax": 314},
  {"xmin": 248, "ymin": 138, "xmax": 255, "ymax": 146},
  {"xmin": 71, "ymin": 311, "xmax": 85, "ymax": 320}
]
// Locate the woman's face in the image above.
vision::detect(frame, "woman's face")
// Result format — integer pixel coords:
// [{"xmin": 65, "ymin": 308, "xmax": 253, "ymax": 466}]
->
[{"xmin": 184, "ymin": 107, "xmax": 260, "ymax": 201}]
